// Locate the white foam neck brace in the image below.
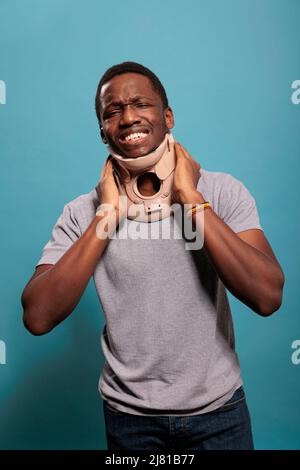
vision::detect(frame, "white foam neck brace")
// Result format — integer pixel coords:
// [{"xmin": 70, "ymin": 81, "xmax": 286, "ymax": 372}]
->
[{"xmin": 107, "ymin": 132, "xmax": 176, "ymax": 222}]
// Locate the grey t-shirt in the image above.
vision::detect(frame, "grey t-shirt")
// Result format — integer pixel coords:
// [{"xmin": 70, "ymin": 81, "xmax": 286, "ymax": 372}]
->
[{"xmin": 36, "ymin": 168, "xmax": 263, "ymax": 416}]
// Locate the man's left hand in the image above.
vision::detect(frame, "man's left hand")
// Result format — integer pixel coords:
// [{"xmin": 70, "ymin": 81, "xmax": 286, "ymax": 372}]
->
[{"xmin": 172, "ymin": 142, "xmax": 203, "ymax": 205}]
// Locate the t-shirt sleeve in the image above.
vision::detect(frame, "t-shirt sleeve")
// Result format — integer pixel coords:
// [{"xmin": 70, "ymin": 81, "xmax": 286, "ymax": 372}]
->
[
  {"xmin": 36, "ymin": 203, "xmax": 82, "ymax": 267},
  {"xmin": 219, "ymin": 174, "xmax": 263, "ymax": 233}
]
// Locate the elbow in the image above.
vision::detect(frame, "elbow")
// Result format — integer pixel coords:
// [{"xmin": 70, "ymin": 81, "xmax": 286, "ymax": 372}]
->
[
  {"xmin": 256, "ymin": 269, "xmax": 285, "ymax": 317},
  {"xmin": 256, "ymin": 296, "xmax": 282, "ymax": 317},
  {"xmin": 21, "ymin": 288, "xmax": 54, "ymax": 336},
  {"xmin": 23, "ymin": 310, "xmax": 53, "ymax": 336}
]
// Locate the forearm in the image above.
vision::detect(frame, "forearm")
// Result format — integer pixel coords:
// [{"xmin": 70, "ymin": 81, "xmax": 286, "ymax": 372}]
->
[
  {"xmin": 186, "ymin": 193, "xmax": 283, "ymax": 315},
  {"xmin": 22, "ymin": 211, "xmax": 118, "ymax": 334}
]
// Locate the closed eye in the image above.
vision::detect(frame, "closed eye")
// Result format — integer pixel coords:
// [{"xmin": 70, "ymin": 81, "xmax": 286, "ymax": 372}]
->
[
  {"xmin": 103, "ymin": 102, "xmax": 151, "ymax": 119},
  {"xmin": 104, "ymin": 110, "xmax": 121, "ymax": 118}
]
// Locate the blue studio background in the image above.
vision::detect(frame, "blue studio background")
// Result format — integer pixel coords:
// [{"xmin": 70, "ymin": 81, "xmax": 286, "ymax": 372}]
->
[{"xmin": 0, "ymin": 0, "xmax": 299, "ymax": 450}]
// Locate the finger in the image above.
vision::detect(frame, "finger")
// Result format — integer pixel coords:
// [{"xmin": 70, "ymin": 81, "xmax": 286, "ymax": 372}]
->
[
  {"xmin": 178, "ymin": 143, "xmax": 193, "ymax": 161},
  {"xmin": 105, "ymin": 159, "xmax": 114, "ymax": 177},
  {"xmin": 112, "ymin": 158, "xmax": 128, "ymax": 181},
  {"xmin": 99, "ymin": 155, "xmax": 111, "ymax": 178},
  {"xmin": 107, "ymin": 160, "xmax": 123, "ymax": 191},
  {"xmin": 193, "ymin": 161, "xmax": 201, "ymax": 173},
  {"xmin": 99, "ymin": 163, "xmax": 106, "ymax": 180},
  {"xmin": 179, "ymin": 144, "xmax": 201, "ymax": 171},
  {"xmin": 174, "ymin": 142, "xmax": 186, "ymax": 160},
  {"xmin": 179, "ymin": 143, "xmax": 196, "ymax": 165}
]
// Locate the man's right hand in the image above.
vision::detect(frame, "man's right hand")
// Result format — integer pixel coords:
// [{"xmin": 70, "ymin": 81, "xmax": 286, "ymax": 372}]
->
[
  {"xmin": 22, "ymin": 157, "xmax": 124, "ymax": 336},
  {"xmin": 96, "ymin": 156, "xmax": 127, "ymax": 220}
]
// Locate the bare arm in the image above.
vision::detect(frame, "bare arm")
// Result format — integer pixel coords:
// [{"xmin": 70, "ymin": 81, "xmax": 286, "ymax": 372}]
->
[
  {"xmin": 172, "ymin": 141, "xmax": 284, "ymax": 317},
  {"xmin": 22, "ymin": 157, "xmax": 122, "ymax": 335},
  {"xmin": 191, "ymin": 198, "xmax": 284, "ymax": 316},
  {"xmin": 21, "ymin": 212, "xmax": 117, "ymax": 335}
]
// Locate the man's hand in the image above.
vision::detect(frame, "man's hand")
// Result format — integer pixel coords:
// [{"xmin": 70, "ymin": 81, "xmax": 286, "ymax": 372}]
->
[
  {"xmin": 172, "ymin": 142, "xmax": 203, "ymax": 205},
  {"xmin": 96, "ymin": 156, "xmax": 126, "ymax": 220}
]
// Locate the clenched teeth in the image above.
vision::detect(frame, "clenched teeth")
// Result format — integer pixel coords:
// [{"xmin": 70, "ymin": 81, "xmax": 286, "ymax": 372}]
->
[{"xmin": 124, "ymin": 132, "xmax": 147, "ymax": 141}]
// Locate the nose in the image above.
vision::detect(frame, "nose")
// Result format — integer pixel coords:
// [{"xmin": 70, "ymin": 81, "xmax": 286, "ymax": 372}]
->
[{"xmin": 120, "ymin": 105, "xmax": 141, "ymax": 126}]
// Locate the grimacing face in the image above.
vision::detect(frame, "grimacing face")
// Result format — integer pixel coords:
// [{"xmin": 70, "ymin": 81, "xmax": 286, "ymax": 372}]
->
[{"xmin": 99, "ymin": 73, "xmax": 174, "ymax": 158}]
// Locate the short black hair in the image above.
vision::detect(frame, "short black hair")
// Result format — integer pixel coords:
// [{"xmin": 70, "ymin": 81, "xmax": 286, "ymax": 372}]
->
[{"xmin": 95, "ymin": 61, "xmax": 169, "ymax": 128}]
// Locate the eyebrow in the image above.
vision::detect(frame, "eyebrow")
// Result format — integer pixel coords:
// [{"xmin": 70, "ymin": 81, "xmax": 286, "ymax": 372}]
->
[{"xmin": 105, "ymin": 95, "xmax": 152, "ymax": 109}]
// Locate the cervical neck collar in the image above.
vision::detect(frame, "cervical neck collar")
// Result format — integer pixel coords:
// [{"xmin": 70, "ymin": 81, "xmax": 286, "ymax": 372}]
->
[{"xmin": 108, "ymin": 132, "xmax": 176, "ymax": 222}]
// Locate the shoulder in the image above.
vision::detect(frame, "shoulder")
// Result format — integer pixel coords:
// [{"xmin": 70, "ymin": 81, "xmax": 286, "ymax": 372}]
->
[
  {"xmin": 61, "ymin": 188, "xmax": 99, "ymax": 231},
  {"xmin": 65, "ymin": 188, "xmax": 99, "ymax": 210},
  {"xmin": 198, "ymin": 168, "xmax": 257, "ymax": 217},
  {"xmin": 198, "ymin": 167, "xmax": 245, "ymax": 199},
  {"xmin": 198, "ymin": 167, "xmax": 255, "ymax": 195},
  {"xmin": 198, "ymin": 168, "xmax": 245, "ymax": 190}
]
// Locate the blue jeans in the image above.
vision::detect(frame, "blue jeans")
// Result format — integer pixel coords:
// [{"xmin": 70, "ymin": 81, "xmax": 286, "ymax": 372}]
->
[{"xmin": 103, "ymin": 386, "xmax": 254, "ymax": 450}]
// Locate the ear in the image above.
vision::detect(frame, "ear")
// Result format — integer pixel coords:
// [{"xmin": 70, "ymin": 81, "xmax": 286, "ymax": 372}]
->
[
  {"xmin": 164, "ymin": 107, "xmax": 174, "ymax": 130},
  {"xmin": 100, "ymin": 127, "xmax": 107, "ymax": 144}
]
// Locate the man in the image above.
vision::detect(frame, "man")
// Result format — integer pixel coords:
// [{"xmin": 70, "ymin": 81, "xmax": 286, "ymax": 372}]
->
[{"xmin": 21, "ymin": 61, "xmax": 285, "ymax": 450}]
